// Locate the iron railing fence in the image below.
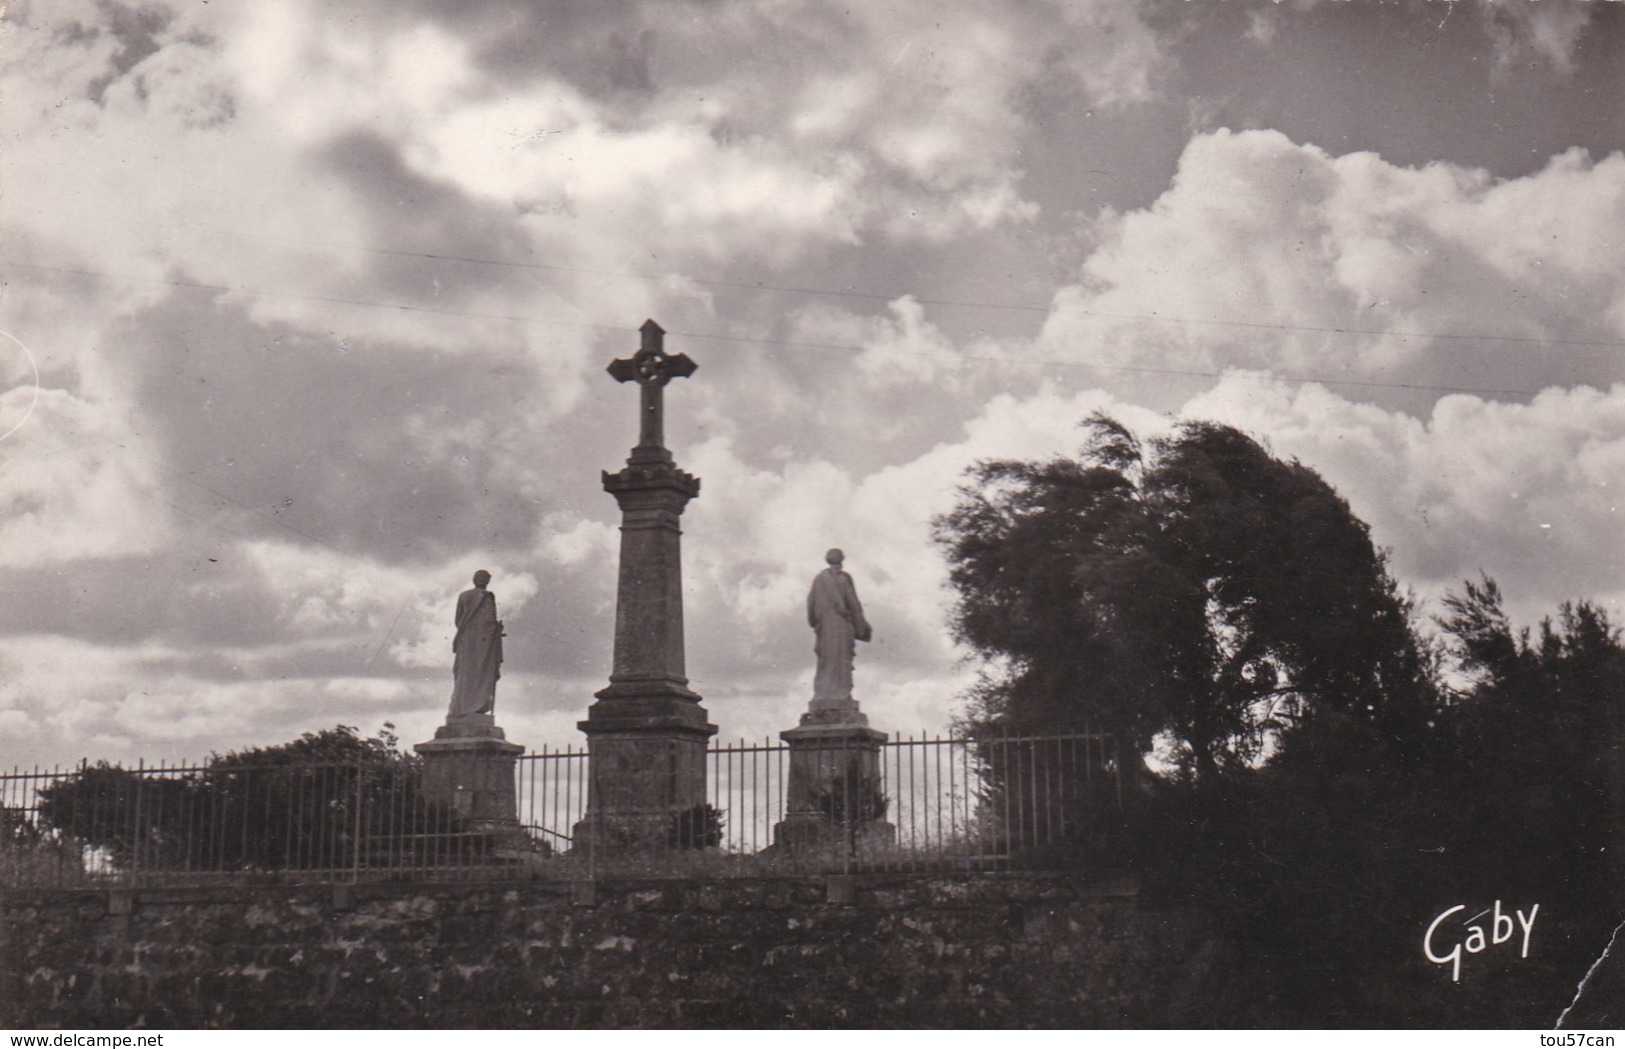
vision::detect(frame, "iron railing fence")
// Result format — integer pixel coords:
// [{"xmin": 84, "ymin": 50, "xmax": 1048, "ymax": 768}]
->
[{"xmin": 1, "ymin": 733, "xmax": 1119, "ymax": 887}]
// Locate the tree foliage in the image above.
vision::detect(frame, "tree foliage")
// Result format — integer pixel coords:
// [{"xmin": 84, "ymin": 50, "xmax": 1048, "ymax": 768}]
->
[
  {"xmin": 935, "ymin": 415, "xmax": 1625, "ymax": 1024},
  {"xmin": 1140, "ymin": 575, "xmax": 1624, "ymax": 1026},
  {"xmin": 1434, "ymin": 579, "xmax": 1624, "ymax": 904},
  {"xmin": 935, "ymin": 415, "xmax": 1435, "ymax": 780}
]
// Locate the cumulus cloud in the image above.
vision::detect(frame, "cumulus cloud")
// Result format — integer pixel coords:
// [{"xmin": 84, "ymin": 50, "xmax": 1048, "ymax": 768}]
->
[
  {"xmin": 1039, "ymin": 130, "xmax": 1625, "ymax": 409},
  {"xmin": 0, "ymin": 392, "xmax": 172, "ymax": 568},
  {"xmin": 1183, "ymin": 377, "xmax": 1625, "ymax": 629}
]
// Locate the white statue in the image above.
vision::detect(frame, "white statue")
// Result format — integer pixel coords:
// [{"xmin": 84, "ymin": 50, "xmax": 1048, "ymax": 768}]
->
[
  {"xmin": 448, "ymin": 570, "xmax": 503, "ymax": 717},
  {"xmin": 807, "ymin": 549, "xmax": 872, "ymax": 702}
]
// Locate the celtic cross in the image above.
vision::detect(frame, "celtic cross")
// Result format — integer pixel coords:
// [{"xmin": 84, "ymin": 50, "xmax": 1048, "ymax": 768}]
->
[{"xmin": 607, "ymin": 319, "xmax": 697, "ymax": 452}]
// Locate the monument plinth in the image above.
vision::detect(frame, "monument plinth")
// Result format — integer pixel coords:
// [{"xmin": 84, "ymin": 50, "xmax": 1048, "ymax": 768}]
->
[
  {"xmin": 414, "ymin": 572, "xmax": 524, "ymax": 835},
  {"xmin": 575, "ymin": 320, "xmax": 717, "ymax": 854},
  {"xmin": 773, "ymin": 550, "xmax": 895, "ymax": 853},
  {"xmin": 774, "ymin": 714, "xmax": 895, "ymax": 854},
  {"xmin": 415, "ymin": 725, "xmax": 524, "ymax": 831}
]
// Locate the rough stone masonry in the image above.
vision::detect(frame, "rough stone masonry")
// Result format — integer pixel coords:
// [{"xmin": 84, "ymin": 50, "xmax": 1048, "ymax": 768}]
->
[{"xmin": 1, "ymin": 873, "xmax": 1232, "ymax": 1029}]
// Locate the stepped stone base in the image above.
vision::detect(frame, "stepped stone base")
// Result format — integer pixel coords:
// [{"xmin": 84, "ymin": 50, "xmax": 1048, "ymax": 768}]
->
[
  {"xmin": 772, "ymin": 704, "xmax": 893, "ymax": 853},
  {"xmin": 573, "ymin": 693, "xmax": 718, "ymax": 855},
  {"xmin": 414, "ymin": 719, "xmax": 524, "ymax": 831}
]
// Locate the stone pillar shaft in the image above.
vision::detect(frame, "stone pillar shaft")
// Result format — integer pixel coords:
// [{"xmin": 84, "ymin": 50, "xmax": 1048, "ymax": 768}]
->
[{"xmin": 599, "ymin": 459, "xmax": 699, "ymax": 698}]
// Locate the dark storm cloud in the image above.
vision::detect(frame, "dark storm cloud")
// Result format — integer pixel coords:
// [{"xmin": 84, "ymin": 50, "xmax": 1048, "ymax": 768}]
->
[
  {"xmin": 173, "ymin": 643, "xmax": 411, "ymax": 686},
  {"xmin": 0, "ymin": 555, "xmax": 281, "ymax": 648},
  {"xmin": 79, "ymin": 0, "xmax": 174, "ymax": 102},
  {"xmin": 478, "ymin": 12, "xmax": 658, "ymax": 98},
  {"xmin": 1158, "ymin": 0, "xmax": 1625, "ymax": 180},
  {"xmin": 317, "ymin": 131, "xmax": 549, "ymax": 304},
  {"xmin": 477, "ymin": 559, "xmax": 614, "ymax": 681},
  {"xmin": 329, "ymin": 0, "xmax": 658, "ymax": 98},
  {"xmin": 116, "ymin": 293, "xmax": 556, "ymax": 562},
  {"xmin": 344, "ymin": 0, "xmax": 803, "ymax": 104}
]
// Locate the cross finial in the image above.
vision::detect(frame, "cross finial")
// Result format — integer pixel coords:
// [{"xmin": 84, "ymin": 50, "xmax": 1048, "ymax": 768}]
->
[{"xmin": 607, "ymin": 319, "xmax": 697, "ymax": 452}]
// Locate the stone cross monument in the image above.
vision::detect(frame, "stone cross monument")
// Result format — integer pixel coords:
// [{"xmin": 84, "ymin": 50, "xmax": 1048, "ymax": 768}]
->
[{"xmin": 574, "ymin": 320, "xmax": 717, "ymax": 852}]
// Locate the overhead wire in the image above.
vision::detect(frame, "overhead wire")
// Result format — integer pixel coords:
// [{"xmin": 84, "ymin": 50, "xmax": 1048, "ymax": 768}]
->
[
  {"xmin": 7, "ymin": 211, "xmax": 1623, "ymax": 350},
  {"xmin": 2, "ymin": 257, "xmax": 1611, "ymax": 400}
]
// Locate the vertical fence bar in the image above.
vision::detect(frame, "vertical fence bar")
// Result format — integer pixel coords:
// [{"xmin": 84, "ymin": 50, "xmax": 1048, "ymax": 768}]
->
[
  {"xmin": 579, "ymin": 743, "xmax": 589, "ymax": 854},
  {"xmin": 182, "ymin": 761, "xmax": 197, "ymax": 876},
  {"xmin": 351, "ymin": 761, "xmax": 363, "ymax": 883},
  {"xmin": 154, "ymin": 760, "xmax": 166, "ymax": 881},
  {"xmin": 1042, "ymin": 737, "xmax": 1054, "ymax": 852},
  {"xmin": 897, "ymin": 730, "xmax": 910, "ymax": 870},
  {"xmin": 1066, "ymin": 735, "xmax": 1078, "ymax": 852},
  {"xmin": 538, "ymin": 747, "xmax": 550, "ymax": 853},
  {"xmin": 840, "ymin": 736, "xmax": 851, "ymax": 877},
  {"xmin": 783, "ymin": 736, "xmax": 789, "ymax": 857},
  {"xmin": 292, "ymin": 765, "xmax": 305, "ymax": 873},
  {"xmin": 708, "ymin": 740, "xmax": 719, "ymax": 856},
  {"xmin": 1027, "ymin": 736, "xmax": 1039, "ymax": 859},
  {"xmin": 526, "ymin": 749, "xmax": 537, "ymax": 852},
  {"xmin": 380, "ymin": 758, "xmax": 394, "ymax": 878},
  {"xmin": 289, "ymin": 763, "xmax": 300, "ymax": 875},
  {"xmin": 564, "ymin": 743, "xmax": 575, "ymax": 858},
  {"xmin": 947, "ymin": 733, "xmax": 957, "ymax": 858},
  {"xmin": 131, "ymin": 758, "xmax": 144, "ymax": 885},
  {"xmin": 560, "ymin": 745, "xmax": 570, "ymax": 853},
  {"xmin": 931, "ymin": 733, "xmax": 942, "ymax": 858},
  {"xmin": 1113, "ymin": 735, "xmax": 1123, "ymax": 812},
  {"xmin": 897, "ymin": 737, "xmax": 910, "ymax": 870},
  {"xmin": 1000, "ymin": 731, "xmax": 1013, "ymax": 870},
  {"xmin": 203, "ymin": 762, "xmax": 217, "ymax": 874},
  {"xmin": 542, "ymin": 746, "xmax": 556, "ymax": 853}
]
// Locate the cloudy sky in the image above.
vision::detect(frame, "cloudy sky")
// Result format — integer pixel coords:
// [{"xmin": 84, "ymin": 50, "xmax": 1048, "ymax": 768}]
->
[{"xmin": 2, "ymin": 0, "xmax": 1622, "ymax": 771}]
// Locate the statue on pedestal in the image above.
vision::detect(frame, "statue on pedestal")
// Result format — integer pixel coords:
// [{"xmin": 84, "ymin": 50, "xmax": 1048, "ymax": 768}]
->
[
  {"xmin": 448, "ymin": 569, "xmax": 503, "ymax": 718},
  {"xmin": 777, "ymin": 548, "xmax": 892, "ymax": 855},
  {"xmin": 808, "ymin": 548, "xmax": 871, "ymax": 703},
  {"xmin": 417, "ymin": 569, "xmax": 522, "ymax": 832}
]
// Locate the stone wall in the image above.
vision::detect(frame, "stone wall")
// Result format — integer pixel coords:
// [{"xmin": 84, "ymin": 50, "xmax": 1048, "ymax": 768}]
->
[{"xmin": 1, "ymin": 873, "xmax": 1226, "ymax": 1029}]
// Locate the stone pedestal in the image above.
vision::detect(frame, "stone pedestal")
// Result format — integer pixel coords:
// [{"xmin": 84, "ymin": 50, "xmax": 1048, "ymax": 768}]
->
[
  {"xmin": 414, "ymin": 713, "xmax": 524, "ymax": 832},
  {"xmin": 571, "ymin": 707, "xmax": 716, "ymax": 853},
  {"xmin": 773, "ymin": 704, "xmax": 895, "ymax": 854}
]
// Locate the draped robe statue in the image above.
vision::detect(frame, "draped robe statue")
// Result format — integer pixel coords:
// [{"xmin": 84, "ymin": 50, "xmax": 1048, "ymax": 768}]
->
[
  {"xmin": 807, "ymin": 549, "xmax": 872, "ymax": 702},
  {"xmin": 448, "ymin": 570, "xmax": 503, "ymax": 717}
]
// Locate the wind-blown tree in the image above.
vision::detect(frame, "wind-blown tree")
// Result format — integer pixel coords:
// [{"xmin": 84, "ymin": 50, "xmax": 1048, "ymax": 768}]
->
[
  {"xmin": 1435, "ymin": 577, "xmax": 1625, "ymax": 895},
  {"xmin": 1358, "ymin": 577, "xmax": 1625, "ymax": 1027},
  {"xmin": 935, "ymin": 416, "xmax": 1619, "ymax": 1024},
  {"xmin": 935, "ymin": 415, "xmax": 1436, "ymax": 782}
]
